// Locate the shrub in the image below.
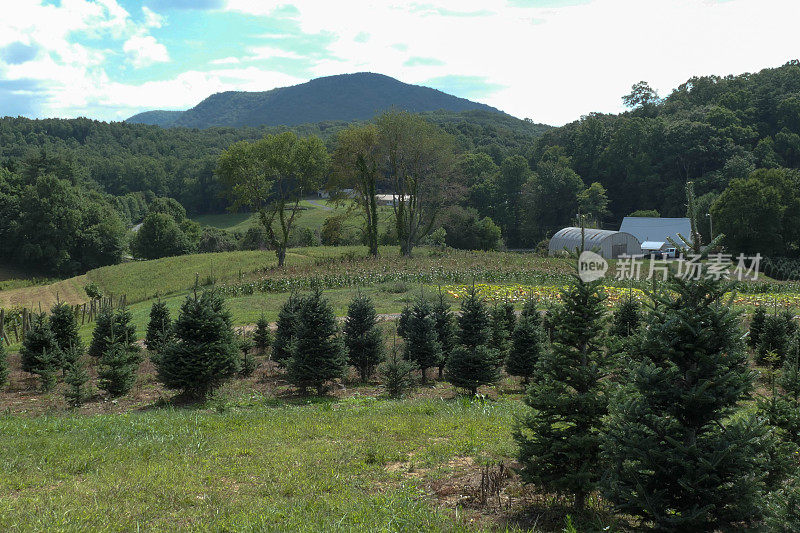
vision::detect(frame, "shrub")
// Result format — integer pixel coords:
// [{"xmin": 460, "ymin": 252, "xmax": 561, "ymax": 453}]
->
[
  {"xmin": 287, "ymin": 290, "xmax": 347, "ymax": 395},
  {"xmin": 379, "ymin": 342, "xmax": 417, "ymax": 398},
  {"xmin": 198, "ymin": 226, "xmax": 237, "ymax": 253},
  {"xmin": 238, "ymin": 334, "xmax": 257, "ymax": 377},
  {"xmin": 758, "ymin": 313, "xmax": 791, "ymax": 366},
  {"xmin": 610, "ymin": 296, "xmax": 641, "ymax": 337},
  {"xmin": 156, "ymin": 290, "xmax": 240, "ymax": 398},
  {"xmin": 749, "ymin": 307, "xmax": 766, "ymax": 349},
  {"xmin": 344, "ymin": 293, "xmax": 384, "ymax": 382}
]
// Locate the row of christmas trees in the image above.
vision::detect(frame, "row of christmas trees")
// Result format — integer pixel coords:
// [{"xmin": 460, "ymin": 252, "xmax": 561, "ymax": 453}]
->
[{"xmin": 510, "ymin": 266, "xmax": 800, "ymax": 530}]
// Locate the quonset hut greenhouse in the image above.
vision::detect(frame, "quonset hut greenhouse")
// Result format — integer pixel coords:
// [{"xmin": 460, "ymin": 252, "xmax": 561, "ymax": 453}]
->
[{"xmin": 548, "ymin": 227, "xmax": 642, "ymax": 259}]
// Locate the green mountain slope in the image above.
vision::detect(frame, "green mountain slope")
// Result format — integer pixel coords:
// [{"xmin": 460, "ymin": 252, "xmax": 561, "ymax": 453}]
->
[{"xmin": 126, "ymin": 72, "xmax": 506, "ymax": 128}]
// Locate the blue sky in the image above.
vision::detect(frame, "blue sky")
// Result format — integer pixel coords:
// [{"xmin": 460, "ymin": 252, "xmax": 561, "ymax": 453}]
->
[{"xmin": 0, "ymin": 0, "xmax": 797, "ymax": 125}]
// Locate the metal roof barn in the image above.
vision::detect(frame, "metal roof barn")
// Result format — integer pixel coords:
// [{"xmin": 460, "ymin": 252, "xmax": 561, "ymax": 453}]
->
[
  {"xmin": 549, "ymin": 227, "xmax": 642, "ymax": 259},
  {"xmin": 619, "ymin": 217, "xmax": 691, "ymax": 245}
]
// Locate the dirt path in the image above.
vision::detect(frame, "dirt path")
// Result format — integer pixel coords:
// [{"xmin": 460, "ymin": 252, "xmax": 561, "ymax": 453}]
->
[{"xmin": 306, "ymin": 199, "xmax": 333, "ymax": 210}]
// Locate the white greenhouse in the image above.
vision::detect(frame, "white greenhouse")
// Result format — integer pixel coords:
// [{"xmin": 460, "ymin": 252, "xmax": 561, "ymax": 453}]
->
[{"xmin": 548, "ymin": 227, "xmax": 642, "ymax": 259}]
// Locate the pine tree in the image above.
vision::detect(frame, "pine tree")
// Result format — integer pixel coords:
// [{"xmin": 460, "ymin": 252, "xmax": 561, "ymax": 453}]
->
[
  {"xmin": 287, "ymin": 290, "xmax": 347, "ymax": 395},
  {"xmin": 446, "ymin": 286, "xmax": 499, "ymax": 394},
  {"xmin": 64, "ymin": 360, "xmax": 90, "ymax": 407},
  {"xmin": 514, "ymin": 272, "xmax": 609, "ymax": 511},
  {"xmin": 20, "ymin": 313, "xmax": 61, "ymax": 391},
  {"xmin": 380, "ymin": 340, "xmax": 417, "ymax": 398},
  {"xmin": 237, "ymin": 334, "xmax": 257, "ymax": 377},
  {"xmin": 98, "ymin": 326, "xmax": 142, "ymax": 397},
  {"xmin": 490, "ymin": 302, "xmax": 515, "ymax": 364},
  {"xmin": 610, "ymin": 295, "xmax": 640, "ymax": 337},
  {"xmin": 253, "ymin": 315, "xmax": 272, "ymax": 354},
  {"xmin": 344, "ymin": 293, "xmax": 384, "ymax": 382},
  {"xmin": 783, "ymin": 309, "xmax": 798, "ymax": 338},
  {"xmin": 273, "ymin": 293, "xmax": 303, "ymax": 366},
  {"xmin": 432, "ymin": 291, "xmax": 455, "ymax": 379},
  {"xmin": 758, "ymin": 312, "xmax": 791, "ymax": 366},
  {"xmin": 89, "ymin": 306, "xmax": 136, "ymax": 359},
  {"xmin": 506, "ymin": 298, "xmax": 544, "ymax": 384},
  {"xmin": 49, "ymin": 302, "xmax": 82, "ymax": 369},
  {"xmin": 602, "ymin": 276, "xmax": 768, "ymax": 530},
  {"xmin": 749, "ymin": 306, "xmax": 766, "ymax": 349},
  {"xmin": 0, "ymin": 339, "xmax": 7, "ymax": 389},
  {"xmin": 145, "ymin": 300, "xmax": 173, "ymax": 355},
  {"xmin": 403, "ymin": 298, "xmax": 442, "ymax": 384},
  {"xmin": 397, "ymin": 305, "xmax": 412, "ymax": 339},
  {"xmin": 156, "ymin": 290, "xmax": 240, "ymax": 398}
]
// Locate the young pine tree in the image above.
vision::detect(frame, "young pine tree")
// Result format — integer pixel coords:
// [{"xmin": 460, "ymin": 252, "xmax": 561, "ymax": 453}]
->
[
  {"xmin": 273, "ymin": 293, "xmax": 303, "ymax": 366},
  {"xmin": 397, "ymin": 305, "xmax": 412, "ymax": 339},
  {"xmin": 380, "ymin": 338, "xmax": 417, "ymax": 398},
  {"xmin": 514, "ymin": 272, "xmax": 609, "ymax": 512},
  {"xmin": 20, "ymin": 313, "xmax": 61, "ymax": 392},
  {"xmin": 64, "ymin": 360, "xmax": 90, "ymax": 407},
  {"xmin": 749, "ymin": 306, "xmax": 766, "ymax": 350},
  {"xmin": 237, "ymin": 334, "xmax": 257, "ymax": 377},
  {"xmin": 506, "ymin": 298, "xmax": 544, "ymax": 385},
  {"xmin": 156, "ymin": 290, "xmax": 240, "ymax": 398},
  {"xmin": 403, "ymin": 298, "xmax": 442, "ymax": 384},
  {"xmin": 446, "ymin": 286, "xmax": 499, "ymax": 395},
  {"xmin": 432, "ymin": 291, "xmax": 456, "ymax": 380},
  {"xmin": 98, "ymin": 327, "xmax": 142, "ymax": 397},
  {"xmin": 49, "ymin": 302, "xmax": 82, "ymax": 369},
  {"xmin": 344, "ymin": 293, "xmax": 384, "ymax": 382},
  {"xmin": 602, "ymin": 276, "xmax": 768, "ymax": 530},
  {"xmin": 490, "ymin": 302, "xmax": 515, "ymax": 364},
  {"xmin": 758, "ymin": 312, "xmax": 791, "ymax": 367},
  {"xmin": 145, "ymin": 300, "xmax": 173, "ymax": 355},
  {"xmin": 89, "ymin": 306, "xmax": 136, "ymax": 360},
  {"xmin": 610, "ymin": 295, "xmax": 641, "ymax": 337},
  {"xmin": 253, "ymin": 315, "xmax": 272, "ymax": 355},
  {"xmin": 287, "ymin": 290, "xmax": 347, "ymax": 395}
]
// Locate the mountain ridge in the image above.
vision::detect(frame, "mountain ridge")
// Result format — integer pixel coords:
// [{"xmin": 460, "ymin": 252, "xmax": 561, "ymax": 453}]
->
[{"xmin": 126, "ymin": 72, "xmax": 509, "ymax": 129}]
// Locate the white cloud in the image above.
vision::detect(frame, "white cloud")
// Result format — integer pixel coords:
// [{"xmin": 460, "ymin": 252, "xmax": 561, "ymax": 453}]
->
[
  {"xmin": 222, "ymin": 0, "xmax": 800, "ymax": 125},
  {"xmin": 142, "ymin": 6, "xmax": 165, "ymax": 28},
  {"xmin": 210, "ymin": 56, "xmax": 241, "ymax": 65},
  {"xmin": 124, "ymin": 33, "xmax": 170, "ymax": 67}
]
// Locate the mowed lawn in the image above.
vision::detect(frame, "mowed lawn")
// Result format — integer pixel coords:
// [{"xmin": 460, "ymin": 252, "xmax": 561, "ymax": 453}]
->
[{"xmin": 0, "ymin": 398, "xmax": 520, "ymax": 532}]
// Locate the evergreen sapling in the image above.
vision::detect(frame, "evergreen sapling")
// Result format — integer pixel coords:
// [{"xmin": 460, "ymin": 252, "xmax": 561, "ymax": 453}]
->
[
  {"xmin": 145, "ymin": 300, "xmax": 173, "ymax": 355},
  {"xmin": 20, "ymin": 313, "xmax": 60, "ymax": 391},
  {"xmin": 403, "ymin": 298, "xmax": 442, "ymax": 384},
  {"xmin": 343, "ymin": 293, "xmax": 384, "ymax": 382},
  {"xmin": 431, "ymin": 291, "xmax": 455, "ymax": 379},
  {"xmin": 446, "ymin": 286, "xmax": 499, "ymax": 395},
  {"xmin": 273, "ymin": 293, "xmax": 303, "ymax": 366},
  {"xmin": 253, "ymin": 315, "xmax": 272, "ymax": 355},
  {"xmin": 506, "ymin": 297, "xmax": 544, "ymax": 385}
]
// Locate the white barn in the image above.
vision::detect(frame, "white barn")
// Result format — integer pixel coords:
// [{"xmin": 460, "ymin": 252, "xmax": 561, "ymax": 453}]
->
[
  {"xmin": 549, "ymin": 227, "xmax": 642, "ymax": 259},
  {"xmin": 619, "ymin": 217, "xmax": 691, "ymax": 246}
]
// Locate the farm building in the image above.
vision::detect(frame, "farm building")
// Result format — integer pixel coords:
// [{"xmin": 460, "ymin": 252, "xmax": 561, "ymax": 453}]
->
[
  {"xmin": 619, "ymin": 217, "xmax": 691, "ymax": 246},
  {"xmin": 548, "ymin": 227, "xmax": 642, "ymax": 259}
]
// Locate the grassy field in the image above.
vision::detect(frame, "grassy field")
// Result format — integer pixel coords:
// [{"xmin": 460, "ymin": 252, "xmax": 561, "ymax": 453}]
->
[{"xmin": 0, "ymin": 396, "xmax": 530, "ymax": 531}]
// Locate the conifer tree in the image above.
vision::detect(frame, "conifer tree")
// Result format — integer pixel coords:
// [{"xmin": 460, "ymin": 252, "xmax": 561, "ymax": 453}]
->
[
  {"xmin": 273, "ymin": 293, "xmax": 303, "ymax": 366},
  {"xmin": 49, "ymin": 302, "xmax": 82, "ymax": 369},
  {"xmin": 397, "ymin": 305, "xmax": 412, "ymax": 339},
  {"xmin": 0, "ymin": 340, "xmax": 7, "ymax": 389},
  {"xmin": 20, "ymin": 313, "xmax": 61, "ymax": 391},
  {"xmin": 344, "ymin": 293, "xmax": 384, "ymax": 382},
  {"xmin": 758, "ymin": 312, "xmax": 791, "ymax": 366},
  {"xmin": 64, "ymin": 360, "xmax": 89, "ymax": 407},
  {"xmin": 145, "ymin": 300, "xmax": 173, "ymax": 355},
  {"xmin": 287, "ymin": 290, "xmax": 347, "ymax": 395},
  {"xmin": 403, "ymin": 298, "xmax": 442, "ymax": 384},
  {"xmin": 602, "ymin": 276, "xmax": 768, "ymax": 530},
  {"xmin": 98, "ymin": 324, "xmax": 142, "ymax": 397},
  {"xmin": 490, "ymin": 302, "xmax": 514, "ymax": 364},
  {"xmin": 156, "ymin": 290, "xmax": 240, "ymax": 398},
  {"xmin": 237, "ymin": 334, "xmax": 257, "ymax": 377},
  {"xmin": 431, "ymin": 291, "xmax": 455, "ymax": 379},
  {"xmin": 506, "ymin": 298, "xmax": 544, "ymax": 384},
  {"xmin": 610, "ymin": 295, "xmax": 641, "ymax": 337},
  {"xmin": 783, "ymin": 309, "xmax": 798, "ymax": 338},
  {"xmin": 253, "ymin": 315, "xmax": 272, "ymax": 354},
  {"xmin": 446, "ymin": 286, "xmax": 499, "ymax": 394},
  {"xmin": 89, "ymin": 306, "xmax": 136, "ymax": 359},
  {"xmin": 749, "ymin": 306, "xmax": 766, "ymax": 349},
  {"xmin": 380, "ymin": 339, "xmax": 417, "ymax": 398},
  {"xmin": 514, "ymin": 271, "xmax": 609, "ymax": 511}
]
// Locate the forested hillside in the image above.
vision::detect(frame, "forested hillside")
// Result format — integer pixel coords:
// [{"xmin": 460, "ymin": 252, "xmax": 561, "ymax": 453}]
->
[
  {"xmin": 126, "ymin": 73, "xmax": 504, "ymax": 128},
  {"xmin": 529, "ymin": 60, "xmax": 800, "ymax": 254}
]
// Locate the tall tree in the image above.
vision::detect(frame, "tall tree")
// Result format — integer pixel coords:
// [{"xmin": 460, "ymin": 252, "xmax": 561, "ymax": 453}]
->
[
  {"xmin": 515, "ymin": 270, "xmax": 609, "ymax": 511},
  {"xmin": 217, "ymin": 132, "xmax": 330, "ymax": 266},
  {"xmin": 331, "ymin": 124, "xmax": 382, "ymax": 257},
  {"xmin": 377, "ymin": 111, "xmax": 458, "ymax": 256},
  {"xmin": 602, "ymin": 276, "xmax": 768, "ymax": 530}
]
